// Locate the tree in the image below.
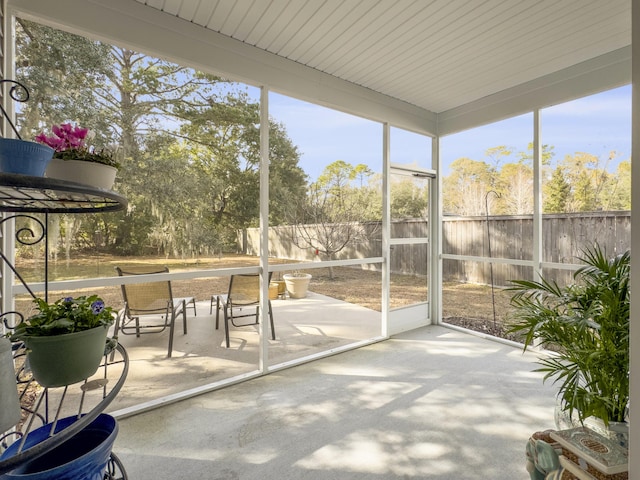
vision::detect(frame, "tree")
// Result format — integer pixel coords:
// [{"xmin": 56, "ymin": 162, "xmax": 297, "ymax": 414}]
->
[
  {"xmin": 289, "ymin": 161, "xmax": 379, "ymax": 277},
  {"xmin": 543, "ymin": 167, "xmax": 571, "ymax": 213},
  {"xmin": 176, "ymin": 91, "xmax": 307, "ymax": 246},
  {"xmin": 390, "ymin": 177, "xmax": 428, "ymax": 219},
  {"xmin": 443, "ymin": 157, "xmax": 494, "ymax": 215},
  {"xmin": 267, "ymin": 121, "xmax": 309, "ymax": 225},
  {"xmin": 14, "ymin": 19, "xmax": 307, "ymax": 256},
  {"xmin": 15, "ymin": 19, "xmax": 113, "ymax": 136},
  {"xmin": 606, "ymin": 160, "xmax": 631, "ymax": 211},
  {"xmin": 559, "ymin": 152, "xmax": 612, "ymax": 212},
  {"xmin": 497, "ymin": 162, "xmax": 533, "ymax": 214}
]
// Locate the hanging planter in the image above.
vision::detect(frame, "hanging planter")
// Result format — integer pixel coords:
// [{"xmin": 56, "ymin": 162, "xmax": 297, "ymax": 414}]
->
[
  {"xmin": 0, "ymin": 413, "xmax": 118, "ymax": 480},
  {"xmin": 23, "ymin": 325, "xmax": 109, "ymax": 388},
  {"xmin": 0, "ymin": 138, "xmax": 54, "ymax": 176},
  {"xmin": 9, "ymin": 295, "xmax": 115, "ymax": 388}
]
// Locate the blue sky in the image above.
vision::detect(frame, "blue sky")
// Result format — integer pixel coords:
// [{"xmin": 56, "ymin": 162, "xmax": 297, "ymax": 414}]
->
[{"xmin": 267, "ymin": 85, "xmax": 632, "ymax": 181}]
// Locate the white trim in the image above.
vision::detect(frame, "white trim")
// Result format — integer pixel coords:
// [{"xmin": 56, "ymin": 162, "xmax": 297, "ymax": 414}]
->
[
  {"xmin": 390, "ymin": 237, "xmax": 428, "ymax": 245},
  {"xmin": 438, "ymin": 47, "xmax": 631, "ymax": 136},
  {"xmin": 441, "ymin": 254, "xmax": 534, "ymax": 267},
  {"xmin": 388, "ymin": 302, "xmax": 429, "ymax": 336},
  {"xmin": 390, "ymin": 163, "xmax": 436, "ymax": 178},
  {"xmin": 440, "ymin": 254, "xmax": 587, "ymax": 272}
]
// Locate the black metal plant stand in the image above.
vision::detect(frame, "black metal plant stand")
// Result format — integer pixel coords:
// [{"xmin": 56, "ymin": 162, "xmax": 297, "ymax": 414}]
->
[{"xmin": 0, "ymin": 174, "xmax": 129, "ymax": 478}]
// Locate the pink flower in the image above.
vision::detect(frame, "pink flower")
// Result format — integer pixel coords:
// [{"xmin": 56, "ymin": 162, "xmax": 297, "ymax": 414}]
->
[{"xmin": 36, "ymin": 123, "xmax": 90, "ymax": 152}]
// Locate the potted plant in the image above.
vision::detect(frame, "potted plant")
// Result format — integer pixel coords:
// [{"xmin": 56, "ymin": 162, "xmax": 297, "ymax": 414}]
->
[
  {"xmin": 0, "ymin": 138, "xmax": 54, "ymax": 176},
  {"xmin": 35, "ymin": 123, "xmax": 120, "ymax": 190},
  {"xmin": 283, "ymin": 271, "xmax": 312, "ymax": 299},
  {"xmin": 9, "ymin": 295, "xmax": 115, "ymax": 388},
  {"xmin": 508, "ymin": 245, "xmax": 629, "ymax": 442}
]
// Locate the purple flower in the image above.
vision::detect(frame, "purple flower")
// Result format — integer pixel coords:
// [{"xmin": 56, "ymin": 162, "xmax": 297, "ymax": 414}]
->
[
  {"xmin": 91, "ymin": 300, "xmax": 105, "ymax": 314},
  {"xmin": 63, "ymin": 297, "xmax": 74, "ymax": 303}
]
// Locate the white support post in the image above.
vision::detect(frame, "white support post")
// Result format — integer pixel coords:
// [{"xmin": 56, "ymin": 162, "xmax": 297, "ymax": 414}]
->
[
  {"xmin": 381, "ymin": 122, "xmax": 390, "ymax": 337},
  {"xmin": 431, "ymin": 137, "xmax": 442, "ymax": 324},
  {"xmin": 259, "ymin": 85, "xmax": 269, "ymax": 371},
  {"xmin": 629, "ymin": 0, "xmax": 639, "ymax": 477},
  {"xmin": 532, "ymin": 109, "xmax": 542, "ymax": 280},
  {"xmin": 0, "ymin": 1, "xmax": 15, "ymax": 325}
]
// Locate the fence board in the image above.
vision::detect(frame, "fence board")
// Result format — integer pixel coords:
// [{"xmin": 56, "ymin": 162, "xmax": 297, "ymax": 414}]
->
[{"xmin": 244, "ymin": 211, "xmax": 630, "ymax": 286}]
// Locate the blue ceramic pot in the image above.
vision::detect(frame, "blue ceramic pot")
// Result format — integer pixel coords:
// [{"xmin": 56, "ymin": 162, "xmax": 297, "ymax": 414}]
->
[
  {"xmin": 0, "ymin": 138, "xmax": 54, "ymax": 176},
  {"xmin": 0, "ymin": 414, "xmax": 118, "ymax": 480}
]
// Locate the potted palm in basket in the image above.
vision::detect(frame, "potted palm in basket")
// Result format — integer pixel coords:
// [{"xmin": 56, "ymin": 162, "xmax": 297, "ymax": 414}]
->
[{"xmin": 508, "ymin": 245, "xmax": 629, "ymax": 445}]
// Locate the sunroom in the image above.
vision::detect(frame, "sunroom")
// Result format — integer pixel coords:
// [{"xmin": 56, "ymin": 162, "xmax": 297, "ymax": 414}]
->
[{"xmin": 0, "ymin": 0, "xmax": 638, "ymax": 478}]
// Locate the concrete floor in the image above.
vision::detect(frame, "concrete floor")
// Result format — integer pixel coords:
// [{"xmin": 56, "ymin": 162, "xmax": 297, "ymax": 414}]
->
[
  {"xmin": 112, "ymin": 324, "xmax": 556, "ymax": 479},
  {"xmin": 108, "ymin": 292, "xmax": 382, "ymax": 412}
]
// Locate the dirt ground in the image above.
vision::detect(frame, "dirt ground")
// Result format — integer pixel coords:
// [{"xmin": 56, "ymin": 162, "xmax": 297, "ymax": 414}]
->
[{"xmin": 13, "ymin": 254, "xmax": 520, "ymax": 342}]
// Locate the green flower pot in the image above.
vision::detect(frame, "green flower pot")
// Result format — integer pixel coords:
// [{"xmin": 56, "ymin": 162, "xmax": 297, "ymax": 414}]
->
[{"xmin": 24, "ymin": 326, "xmax": 109, "ymax": 388}]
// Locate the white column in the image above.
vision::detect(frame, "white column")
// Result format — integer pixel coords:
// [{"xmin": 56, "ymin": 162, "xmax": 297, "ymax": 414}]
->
[
  {"xmin": 381, "ymin": 123, "xmax": 390, "ymax": 337},
  {"xmin": 532, "ymin": 109, "xmax": 542, "ymax": 280},
  {"xmin": 0, "ymin": 0, "xmax": 15, "ymax": 324},
  {"xmin": 629, "ymin": 0, "xmax": 639, "ymax": 477},
  {"xmin": 431, "ymin": 137, "xmax": 442, "ymax": 324},
  {"xmin": 259, "ymin": 85, "xmax": 269, "ymax": 371}
]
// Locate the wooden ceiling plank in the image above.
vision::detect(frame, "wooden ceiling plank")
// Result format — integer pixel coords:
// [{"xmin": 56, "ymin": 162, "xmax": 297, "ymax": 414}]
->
[
  {"xmin": 190, "ymin": 0, "xmax": 219, "ymax": 28},
  {"xmin": 260, "ymin": 1, "xmax": 319, "ymax": 53},
  {"xmin": 244, "ymin": 0, "xmax": 291, "ymax": 45},
  {"xmin": 161, "ymin": 0, "xmax": 182, "ymax": 16},
  {"xmin": 277, "ymin": 0, "xmax": 348, "ymax": 60}
]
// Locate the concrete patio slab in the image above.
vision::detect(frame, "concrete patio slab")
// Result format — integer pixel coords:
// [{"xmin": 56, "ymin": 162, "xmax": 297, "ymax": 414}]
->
[
  {"xmin": 108, "ymin": 292, "xmax": 382, "ymax": 412},
  {"xmin": 113, "ymin": 324, "xmax": 556, "ymax": 479}
]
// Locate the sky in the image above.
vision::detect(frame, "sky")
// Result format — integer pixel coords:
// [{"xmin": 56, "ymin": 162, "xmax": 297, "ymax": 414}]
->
[{"xmin": 265, "ymin": 85, "xmax": 632, "ymax": 181}]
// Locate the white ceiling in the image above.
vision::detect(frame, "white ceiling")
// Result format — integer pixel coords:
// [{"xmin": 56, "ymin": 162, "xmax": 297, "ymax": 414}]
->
[{"xmin": 132, "ymin": 0, "xmax": 631, "ymax": 114}]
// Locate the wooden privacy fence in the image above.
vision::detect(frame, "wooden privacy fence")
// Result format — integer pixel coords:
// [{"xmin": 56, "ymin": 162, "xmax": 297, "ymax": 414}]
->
[
  {"xmin": 243, "ymin": 211, "xmax": 630, "ymax": 286},
  {"xmin": 442, "ymin": 211, "xmax": 630, "ymax": 285}
]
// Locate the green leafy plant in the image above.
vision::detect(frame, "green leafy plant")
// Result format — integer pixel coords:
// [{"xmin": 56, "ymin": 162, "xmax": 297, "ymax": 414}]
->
[
  {"xmin": 9, "ymin": 295, "xmax": 115, "ymax": 341},
  {"xmin": 508, "ymin": 245, "xmax": 629, "ymax": 425}
]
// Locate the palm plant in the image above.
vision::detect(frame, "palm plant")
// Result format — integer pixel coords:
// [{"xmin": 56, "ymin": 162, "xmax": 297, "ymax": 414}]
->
[{"xmin": 508, "ymin": 245, "xmax": 629, "ymax": 425}]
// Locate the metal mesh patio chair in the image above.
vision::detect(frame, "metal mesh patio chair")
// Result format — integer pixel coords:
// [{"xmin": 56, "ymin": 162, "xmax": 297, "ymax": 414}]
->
[
  {"xmin": 210, "ymin": 273, "xmax": 275, "ymax": 348},
  {"xmin": 114, "ymin": 265, "xmax": 196, "ymax": 357}
]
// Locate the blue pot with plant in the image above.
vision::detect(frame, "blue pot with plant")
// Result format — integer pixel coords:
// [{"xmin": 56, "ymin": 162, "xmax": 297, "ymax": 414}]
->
[{"xmin": 0, "ymin": 138, "xmax": 54, "ymax": 176}]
